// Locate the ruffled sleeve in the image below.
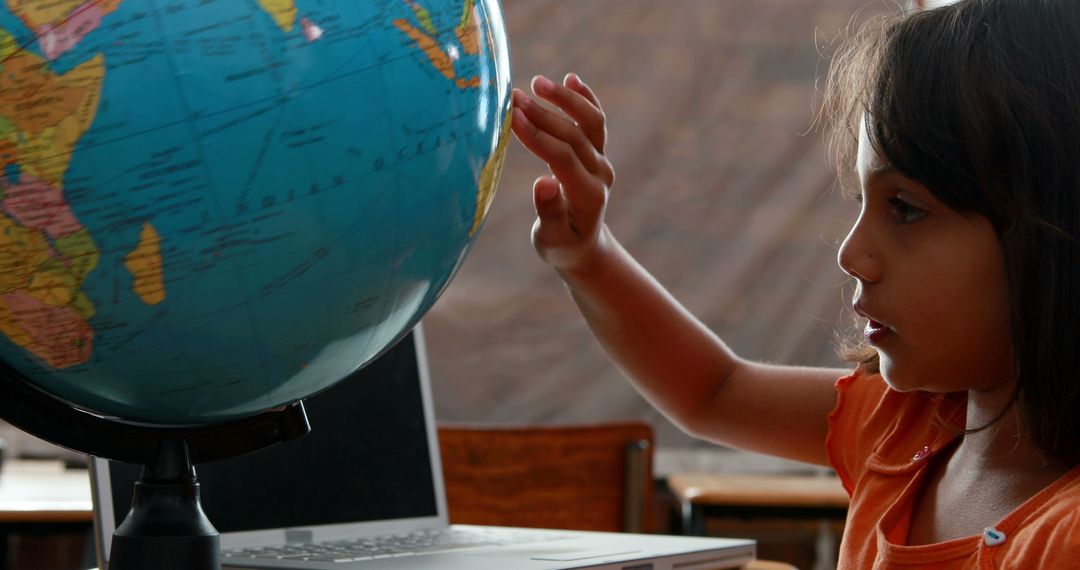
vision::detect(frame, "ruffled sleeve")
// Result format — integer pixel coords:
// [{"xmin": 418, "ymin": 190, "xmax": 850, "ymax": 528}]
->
[{"xmin": 825, "ymin": 369, "xmax": 889, "ymax": 496}]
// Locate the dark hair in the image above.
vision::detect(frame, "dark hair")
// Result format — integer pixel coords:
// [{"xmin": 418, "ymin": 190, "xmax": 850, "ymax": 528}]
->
[{"xmin": 821, "ymin": 0, "xmax": 1080, "ymax": 465}]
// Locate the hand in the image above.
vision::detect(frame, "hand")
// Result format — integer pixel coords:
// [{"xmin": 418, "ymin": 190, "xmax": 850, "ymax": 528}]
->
[{"xmin": 511, "ymin": 73, "xmax": 615, "ymax": 274}]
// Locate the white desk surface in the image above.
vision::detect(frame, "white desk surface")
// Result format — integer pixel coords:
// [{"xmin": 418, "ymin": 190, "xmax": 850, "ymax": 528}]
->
[{"xmin": 0, "ymin": 459, "xmax": 92, "ymax": 522}]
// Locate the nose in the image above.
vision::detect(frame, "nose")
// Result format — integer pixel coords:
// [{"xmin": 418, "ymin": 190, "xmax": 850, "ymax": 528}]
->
[{"xmin": 837, "ymin": 216, "xmax": 882, "ymax": 284}]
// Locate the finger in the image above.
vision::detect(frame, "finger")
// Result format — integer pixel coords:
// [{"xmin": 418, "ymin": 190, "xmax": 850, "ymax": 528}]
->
[
  {"xmin": 511, "ymin": 105, "xmax": 604, "ymax": 209},
  {"xmin": 531, "ymin": 176, "xmax": 576, "ymax": 246},
  {"xmin": 531, "ymin": 75, "xmax": 607, "ymax": 154},
  {"xmin": 565, "ymin": 74, "xmax": 610, "ymax": 158},
  {"xmin": 566, "ymin": 73, "xmax": 603, "ymax": 113},
  {"xmin": 531, "ymin": 177, "xmax": 574, "ymax": 243},
  {"xmin": 533, "ymin": 176, "xmax": 566, "ymax": 223},
  {"xmin": 564, "ymin": 75, "xmax": 614, "ymax": 186},
  {"xmin": 514, "ymin": 87, "xmax": 602, "ymax": 175}
]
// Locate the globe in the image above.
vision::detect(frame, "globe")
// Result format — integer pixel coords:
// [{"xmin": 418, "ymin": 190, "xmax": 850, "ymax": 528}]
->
[{"xmin": 0, "ymin": 0, "xmax": 511, "ymax": 425}]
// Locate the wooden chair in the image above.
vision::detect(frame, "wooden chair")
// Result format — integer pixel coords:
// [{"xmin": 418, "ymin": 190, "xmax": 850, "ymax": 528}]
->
[{"xmin": 437, "ymin": 421, "xmax": 654, "ymax": 533}]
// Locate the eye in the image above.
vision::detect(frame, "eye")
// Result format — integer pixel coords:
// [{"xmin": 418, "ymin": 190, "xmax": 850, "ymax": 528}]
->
[{"xmin": 888, "ymin": 196, "xmax": 927, "ymax": 223}]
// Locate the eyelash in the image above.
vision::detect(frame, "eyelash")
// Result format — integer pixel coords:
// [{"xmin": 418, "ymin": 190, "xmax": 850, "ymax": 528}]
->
[
  {"xmin": 887, "ymin": 197, "xmax": 927, "ymax": 223},
  {"xmin": 852, "ymin": 194, "xmax": 928, "ymax": 224}
]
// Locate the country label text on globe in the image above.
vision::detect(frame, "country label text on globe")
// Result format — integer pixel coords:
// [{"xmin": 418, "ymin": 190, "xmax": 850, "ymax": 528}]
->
[{"xmin": 0, "ymin": 0, "xmax": 511, "ymax": 424}]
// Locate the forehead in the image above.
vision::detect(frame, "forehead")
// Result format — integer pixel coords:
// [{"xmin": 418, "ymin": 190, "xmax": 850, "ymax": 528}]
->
[{"xmin": 856, "ymin": 119, "xmax": 889, "ymax": 187}]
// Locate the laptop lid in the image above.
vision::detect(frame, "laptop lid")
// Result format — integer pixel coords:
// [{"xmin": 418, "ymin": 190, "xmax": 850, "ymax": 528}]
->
[
  {"xmin": 91, "ymin": 324, "xmax": 449, "ymax": 564},
  {"xmin": 92, "ymin": 323, "xmax": 757, "ymax": 570}
]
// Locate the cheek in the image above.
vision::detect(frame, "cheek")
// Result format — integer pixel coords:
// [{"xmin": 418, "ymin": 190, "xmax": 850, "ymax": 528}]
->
[
  {"xmin": 883, "ymin": 255, "xmax": 1013, "ymax": 391},
  {"xmin": 962, "ymin": 280, "xmax": 1015, "ymax": 382},
  {"xmin": 919, "ymin": 269, "xmax": 1013, "ymax": 387}
]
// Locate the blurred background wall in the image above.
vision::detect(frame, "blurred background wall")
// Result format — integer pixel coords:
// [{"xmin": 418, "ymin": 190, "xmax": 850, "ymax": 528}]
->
[
  {"xmin": 424, "ymin": 0, "xmax": 882, "ymax": 471},
  {"xmin": 0, "ymin": 0, "xmax": 895, "ymax": 473}
]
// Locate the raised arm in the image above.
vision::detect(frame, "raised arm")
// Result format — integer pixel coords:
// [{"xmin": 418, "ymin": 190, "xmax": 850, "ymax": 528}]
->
[{"xmin": 510, "ymin": 74, "xmax": 846, "ymax": 466}]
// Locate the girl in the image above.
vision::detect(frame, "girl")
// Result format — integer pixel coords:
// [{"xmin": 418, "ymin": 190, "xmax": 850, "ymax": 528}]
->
[{"xmin": 508, "ymin": 0, "xmax": 1080, "ymax": 567}]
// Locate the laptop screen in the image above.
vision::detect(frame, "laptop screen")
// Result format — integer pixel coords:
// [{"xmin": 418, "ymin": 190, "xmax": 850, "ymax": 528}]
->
[{"xmin": 102, "ymin": 329, "xmax": 439, "ymax": 533}]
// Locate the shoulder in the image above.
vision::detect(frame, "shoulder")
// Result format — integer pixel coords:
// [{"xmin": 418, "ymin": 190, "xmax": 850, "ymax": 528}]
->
[
  {"xmin": 832, "ymin": 369, "xmax": 958, "ymax": 427},
  {"xmin": 1002, "ymin": 467, "xmax": 1080, "ymax": 565},
  {"xmin": 826, "ymin": 369, "xmax": 964, "ymax": 489}
]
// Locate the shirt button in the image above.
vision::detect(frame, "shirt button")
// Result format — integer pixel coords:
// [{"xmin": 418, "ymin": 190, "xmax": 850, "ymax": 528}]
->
[
  {"xmin": 912, "ymin": 446, "xmax": 931, "ymax": 462},
  {"xmin": 983, "ymin": 527, "xmax": 1007, "ymax": 546}
]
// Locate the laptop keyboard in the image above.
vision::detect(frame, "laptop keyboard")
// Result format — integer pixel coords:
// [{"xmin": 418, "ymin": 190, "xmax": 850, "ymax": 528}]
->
[{"xmin": 223, "ymin": 528, "xmax": 570, "ymax": 563}]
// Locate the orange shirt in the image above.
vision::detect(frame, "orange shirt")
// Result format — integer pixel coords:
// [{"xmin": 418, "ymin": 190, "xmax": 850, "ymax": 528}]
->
[{"xmin": 826, "ymin": 370, "xmax": 1080, "ymax": 569}]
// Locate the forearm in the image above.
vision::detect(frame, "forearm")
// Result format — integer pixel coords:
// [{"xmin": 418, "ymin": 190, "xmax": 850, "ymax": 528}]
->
[
  {"xmin": 560, "ymin": 229, "xmax": 839, "ymax": 464},
  {"xmin": 557, "ymin": 226, "xmax": 741, "ymax": 434}
]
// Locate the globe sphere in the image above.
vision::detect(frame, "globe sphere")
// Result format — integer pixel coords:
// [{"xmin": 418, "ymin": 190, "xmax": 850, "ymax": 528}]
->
[{"xmin": 0, "ymin": 0, "xmax": 511, "ymax": 424}]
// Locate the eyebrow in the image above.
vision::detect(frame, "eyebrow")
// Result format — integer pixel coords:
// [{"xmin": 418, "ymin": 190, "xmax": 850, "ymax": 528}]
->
[
  {"xmin": 864, "ymin": 164, "xmax": 899, "ymax": 187},
  {"xmin": 862, "ymin": 164, "xmax": 934, "ymax": 206}
]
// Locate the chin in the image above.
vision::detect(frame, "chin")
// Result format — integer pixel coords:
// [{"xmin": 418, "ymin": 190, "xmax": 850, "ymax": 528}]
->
[
  {"xmin": 877, "ymin": 358, "xmax": 923, "ymax": 393},
  {"xmin": 880, "ymin": 374, "xmax": 919, "ymax": 393},
  {"xmin": 878, "ymin": 357, "xmax": 957, "ymax": 394}
]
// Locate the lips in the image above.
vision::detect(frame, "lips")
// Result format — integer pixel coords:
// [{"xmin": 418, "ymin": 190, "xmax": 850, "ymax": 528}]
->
[
  {"xmin": 853, "ymin": 302, "xmax": 891, "ymax": 345},
  {"xmin": 863, "ymin": 319, "xmax": 890, "ymax": 344}
]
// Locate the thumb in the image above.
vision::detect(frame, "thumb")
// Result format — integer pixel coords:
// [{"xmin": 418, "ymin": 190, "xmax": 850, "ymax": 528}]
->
[{"xmin": 533, "ymin": 175, "xmax": 567, "ymax": 226}]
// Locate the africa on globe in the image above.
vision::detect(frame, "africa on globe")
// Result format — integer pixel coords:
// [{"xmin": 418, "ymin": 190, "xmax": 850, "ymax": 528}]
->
[{"xmin": 0, "ymin": 0, "xmax": 511, "ymax": 424}]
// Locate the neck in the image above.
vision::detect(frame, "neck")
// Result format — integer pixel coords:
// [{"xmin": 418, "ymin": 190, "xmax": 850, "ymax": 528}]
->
[{"xmin": 957, "ymin": 381, "xmax": 1058, "ymax": 474}]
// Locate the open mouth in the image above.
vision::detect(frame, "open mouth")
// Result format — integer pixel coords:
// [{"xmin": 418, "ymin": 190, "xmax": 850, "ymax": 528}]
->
[{"xmin": 864, "ymin": 319, "xmax": 890, "ymax": 344}]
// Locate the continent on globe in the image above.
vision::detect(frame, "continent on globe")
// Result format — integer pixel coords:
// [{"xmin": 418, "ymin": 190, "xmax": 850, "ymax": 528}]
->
[
  {"xmin": 455, "ymin": 0, "xmax": 483, "ymax": 56},
  {"xmin": 257, "ymin": 0, "xmax": 298, "ymax": 32},
  {"xmin": 0, "ymin": 43, "xmax": 104, "ymax": 185},
  {"xmin": 395, "ymin": 0, "xmax": 486, "ymax": 89},
  {"xmin": 0, "ymin": 213, "xmax": 94, "ymax": 368},
  {"xmin": 0, "ymin": 27, "xmax": 103, "ymax": 369},
  {"xmin": 470, "ymin": 107, "xmax": 512, "ymax": 236},
  {"xmin": 1, "ymin": 172, "xmax": 84, "ymax": 239},
  {"xmin": 0, "ymin": 289, "xmax": 92, "ymax": 369},
  {"xmin": 52, "ymin": 230, "xmax": 99, "ymax": 302},
  {"xmin": 7, "ymin": 0, "xmax": 123, "ymax": 60},
  {"xmin": 123, "ymin": 222, "xmax": 165, "ymax": 306},
  {"xmin": 404, "ymin": 0, "xmax": 439, "ymax": 36},
  {"xmin": 0, "ymin": 25, "xmax": 14, "ymax": 60}
]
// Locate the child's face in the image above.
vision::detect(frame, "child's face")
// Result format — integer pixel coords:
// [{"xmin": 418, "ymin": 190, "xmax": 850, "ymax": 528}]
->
[{"xmin": 837, "ymin": 125, "xmax": 1014, "ymax": 394}]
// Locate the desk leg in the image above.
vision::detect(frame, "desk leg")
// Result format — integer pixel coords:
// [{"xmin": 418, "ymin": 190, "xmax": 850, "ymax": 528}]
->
[
  {"xmin": 680, "ymin": 500, "xmax": 706, "ymax": 536},
  {"xmin": 812, "ymin": 519, "xmax": 837, "ymax": 570}
]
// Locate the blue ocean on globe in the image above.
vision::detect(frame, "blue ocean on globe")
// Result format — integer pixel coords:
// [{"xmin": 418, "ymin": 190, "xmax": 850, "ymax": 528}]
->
[{"xmin": 0, "ymin": 0, "xmax": 511, "ymax": 424}]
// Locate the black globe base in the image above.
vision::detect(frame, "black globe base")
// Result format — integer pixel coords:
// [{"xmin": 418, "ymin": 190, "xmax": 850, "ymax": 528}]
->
[
  {"xmin": 0, "ymin": 360, "xmax": 312, "ymax": 570},
  {"xmin": 112, "ymin": 532, "xmax": 219, "ymax": 570},
  {"xmin": 109, "ymin": 438, "xmax": 221, "ymax": 570}
]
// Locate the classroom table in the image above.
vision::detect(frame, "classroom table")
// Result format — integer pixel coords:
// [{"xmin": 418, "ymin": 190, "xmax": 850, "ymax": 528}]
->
[
  {"xmin": 7, "ymin": 460, "xmax": 818, "ymax": 570},
  {"xmin": 0, "ymin": 459, "xmax": 92, "ymax": 523},
  {"xmin": 667, "ymin": 472, "xmax": 849, "ymax": 536},
  {"xmin": 0, "ymin": 459, "xmax": 94, "ymax": 569}
]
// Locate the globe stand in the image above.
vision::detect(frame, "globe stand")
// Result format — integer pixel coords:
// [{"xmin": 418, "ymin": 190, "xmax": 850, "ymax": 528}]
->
[
  {"xmin": 109, "ymin": 438, "xmax": 219, "ymax": 570},
  {"xmin": 0, "ymin": 360, "xmax": 311, "ymax": 570}
]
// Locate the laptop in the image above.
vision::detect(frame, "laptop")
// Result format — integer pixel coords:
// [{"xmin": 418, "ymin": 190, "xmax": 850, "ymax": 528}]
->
[{"xmin": 90, "ymin": 324, "xmax": 755, "ymax": 570}]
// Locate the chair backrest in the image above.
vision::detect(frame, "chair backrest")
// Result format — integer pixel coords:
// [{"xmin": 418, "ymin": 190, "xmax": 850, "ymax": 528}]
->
[{"xmin": 437, "ymin": 421, "xmax": 654, "ymax": 533}]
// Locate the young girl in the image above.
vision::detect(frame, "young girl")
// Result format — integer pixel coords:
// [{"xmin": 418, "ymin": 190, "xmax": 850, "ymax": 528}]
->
[{"xmin": 509, "ymin": 0, "xmax": 1080, "ymax": 567}]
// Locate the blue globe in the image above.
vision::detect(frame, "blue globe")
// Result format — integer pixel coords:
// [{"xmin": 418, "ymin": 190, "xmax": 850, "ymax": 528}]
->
[{"xmin": 0, "ymin": 0, "xmax": 510, "ymax": 424}]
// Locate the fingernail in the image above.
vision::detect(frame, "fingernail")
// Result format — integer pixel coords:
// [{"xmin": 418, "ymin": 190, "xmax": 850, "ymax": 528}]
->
[
  {"xmin": 565, "ymin": 73, "xmax": 579, "ymax": 86},
  {"xmin": 512, "ymin": 89, "xmax": 527, "ymax": 106},
  {"xmin": 536, "ymin": 182, "xmax": 558, "ymax": 201},
  {"xmin": 511, "ymin": 106, "xmax": 529, "ymax": 126},
  {"xmin": 532, "ymin": 75, "xmax": 555, "ymax": 94}
]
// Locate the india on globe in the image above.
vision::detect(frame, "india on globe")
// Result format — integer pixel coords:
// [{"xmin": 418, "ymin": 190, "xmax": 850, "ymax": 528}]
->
[{"xmin": 0, "ymin": 0, "xmax": 511, "ymax": 425}]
